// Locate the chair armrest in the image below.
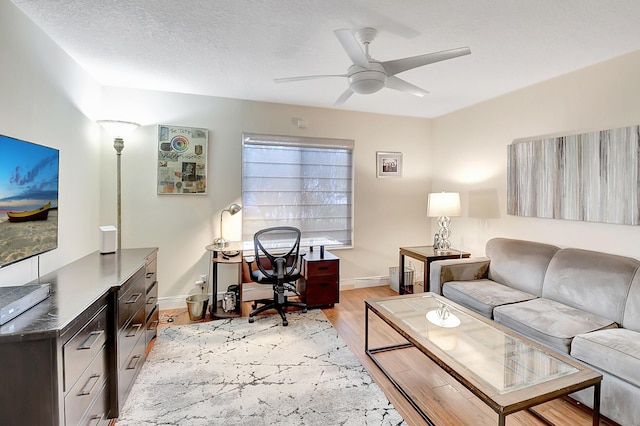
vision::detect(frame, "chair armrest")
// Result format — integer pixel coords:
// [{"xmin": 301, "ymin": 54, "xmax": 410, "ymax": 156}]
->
[
  {"xmin": 245, "ymin": 256, "xmax": 255, "ymax": 267},
  {"xmin": 429, "ymin": 257, "xmax": 490, "ymax": 295}
]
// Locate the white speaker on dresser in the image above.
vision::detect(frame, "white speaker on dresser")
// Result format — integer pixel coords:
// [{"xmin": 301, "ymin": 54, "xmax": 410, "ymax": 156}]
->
[{"xmin": 99, "ymin": 225, "xmax": 117, "ymax": 254}]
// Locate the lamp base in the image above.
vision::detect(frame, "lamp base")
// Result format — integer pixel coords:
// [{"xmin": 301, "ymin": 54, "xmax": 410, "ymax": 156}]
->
[{"xmin": 212, "ymin": 238, "xmax": 229, "ymax": 249}]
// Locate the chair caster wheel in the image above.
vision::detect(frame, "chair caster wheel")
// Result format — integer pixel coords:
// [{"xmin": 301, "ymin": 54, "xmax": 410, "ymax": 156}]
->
[
  {"xmin": 283, "ymin": 320, "xmax": 288, "ymax": 326},
  {"xmin": 302, "ymin": 308, "xmax": 307, "ymax": 313},
  {"xmin": 248, "ymin": 317, "xmax": 255, "ymax": 323}
]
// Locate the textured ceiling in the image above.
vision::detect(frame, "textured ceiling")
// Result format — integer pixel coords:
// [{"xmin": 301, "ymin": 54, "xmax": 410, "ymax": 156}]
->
[{"xmin": 10, "ymin": 0, "xmax": 640, "ymax": 118}]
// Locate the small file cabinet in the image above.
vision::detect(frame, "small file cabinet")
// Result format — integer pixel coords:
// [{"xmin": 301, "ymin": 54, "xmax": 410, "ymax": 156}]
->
[{"xmin": 298, "ymin": 250, "xmax": 339, "ymax": 308}]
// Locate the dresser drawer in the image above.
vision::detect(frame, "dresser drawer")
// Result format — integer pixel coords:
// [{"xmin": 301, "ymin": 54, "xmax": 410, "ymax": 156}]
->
[
  {"xmin": 78, "ymin": 381, "xmax": 110, "ymax": 426},
  {"xmin": 118, "ymin": 304, "xmax": 146, "ymax": 370},
  {"xmin": 118, "ymin": 268, "xmax": 146, "ymax": 330},
  {"xmin": 145, "ymin": 256, "xmax": 157, "ymax": 291},
  {"xmin": 305, "ymin": 260, "xmax": 339, "ymax": 277},
  {"xmin": 145, "ymin": 279, "xmax": 158, "ymax": 320},
  {"xmin": 64, "ymin": 345, "xmax": 108, "ymax": 426},
  {"xmin": 63, "ymin": 305, "xmax": 108, "ymax": 392},
  {"xmin": 146, "ymin": 305, "xmax": 159, "ymax": 347},
  {"xmin": 118, "ymin": 327, "xmax": 146, "ymax": 404}
]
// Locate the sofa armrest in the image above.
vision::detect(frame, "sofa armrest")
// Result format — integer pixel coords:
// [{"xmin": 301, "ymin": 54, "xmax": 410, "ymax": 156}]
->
[{"xmin": 429, "ymin": 257, "xmax": 490, "ymax": 294}]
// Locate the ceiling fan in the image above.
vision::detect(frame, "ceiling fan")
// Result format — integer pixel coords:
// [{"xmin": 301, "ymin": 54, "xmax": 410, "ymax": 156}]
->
[{"xmin": 274, "ymin": 27, "xmax": 471, "ymax": 105}]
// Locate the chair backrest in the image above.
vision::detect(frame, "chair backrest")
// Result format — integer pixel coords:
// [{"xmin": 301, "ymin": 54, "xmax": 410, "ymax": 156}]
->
[{"xmin": 253, "ymin": 226, "xmax": 302, "ymax": 281}]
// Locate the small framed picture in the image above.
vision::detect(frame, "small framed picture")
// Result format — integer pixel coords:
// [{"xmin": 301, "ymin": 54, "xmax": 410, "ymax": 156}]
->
[{"xmin": 376, "ymin": 151, "xmax": 403, "ymax": 178}]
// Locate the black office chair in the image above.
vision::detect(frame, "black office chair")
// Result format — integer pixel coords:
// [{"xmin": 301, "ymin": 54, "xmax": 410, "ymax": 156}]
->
[{"xmin": 246, "ymin": 226, "xmax": 307, "ymax": 326}]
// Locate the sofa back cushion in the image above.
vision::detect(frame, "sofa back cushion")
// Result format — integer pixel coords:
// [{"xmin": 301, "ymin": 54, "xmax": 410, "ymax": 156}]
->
[
  {"xmin": 623, "ymin": 271, "xmax": 640, "ymax": 331},
  {"xmin": 486, "ymin": 238, "xmax": 559, "ymax": 296},
  {"xmin": 542, "ymin": 248, "xmax": 639, "ymax": 324}
]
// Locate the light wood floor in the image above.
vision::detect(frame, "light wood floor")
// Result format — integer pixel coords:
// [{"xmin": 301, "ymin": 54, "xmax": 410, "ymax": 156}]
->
[{"xmin": 157, "ymin": 286, "xmax": 615, "ymax": 426}]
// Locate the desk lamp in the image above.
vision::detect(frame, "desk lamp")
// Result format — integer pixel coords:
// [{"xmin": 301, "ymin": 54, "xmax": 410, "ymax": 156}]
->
[
  {"xmin": 213, "ymin": 203, "xmax": 242, "ymax": 248},
  {"xmin": 427, "ymin": 192, "xmax": 461, "ymax": 253}
]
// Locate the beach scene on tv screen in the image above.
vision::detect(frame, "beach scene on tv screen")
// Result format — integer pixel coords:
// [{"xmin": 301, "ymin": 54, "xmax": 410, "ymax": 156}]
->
[{"xmin": 0, "ymin": 134, "xmax": 59, "ymax": 268}]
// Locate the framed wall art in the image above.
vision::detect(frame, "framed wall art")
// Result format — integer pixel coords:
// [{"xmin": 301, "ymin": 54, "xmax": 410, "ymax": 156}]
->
[
  {"xmin": 507, "ymin": 124, "xmax": 640, "ymax": 225},
  {"xmin": 376, "ymin": 151, "xmax": 402, "ymax": 178},
  {"xmin": 157, "ymin": 125, "xmax": 208, "ymax": 194}
]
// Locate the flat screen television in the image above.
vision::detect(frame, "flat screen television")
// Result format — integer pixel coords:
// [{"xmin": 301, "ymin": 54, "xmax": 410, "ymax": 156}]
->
[{"xmin": 0, "ymin": 134, "xmax": 59, "ymax": 268}]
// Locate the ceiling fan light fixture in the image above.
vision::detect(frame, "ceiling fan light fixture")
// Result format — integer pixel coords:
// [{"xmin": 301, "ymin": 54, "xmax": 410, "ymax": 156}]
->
[{"xmin": 348, "ymin": 69, "xmax": 387, "ymax": 94}]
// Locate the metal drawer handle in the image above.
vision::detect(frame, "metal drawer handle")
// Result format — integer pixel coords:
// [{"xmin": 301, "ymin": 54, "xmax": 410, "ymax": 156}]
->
[
  {"xmin": 125, "ymin": 292, "xmax": 142, "ymax": 304},
  {"xmin": 318, "ymin": 266, "xmax": 329, "ymax": 270},
  {"xmin": 148, "ymin": 320, "xmax": 159, "ymax": 329},
  {"xmin": 88, "ymin": 414, "xmax": 104, "ymax": 426},
  {"xmin": 78, "ymin": 330, "xmax": 104, "ymax": 350},
  {"xmin": 146, "ymin": 272, "xmax": 155, "ymax": 279},
  {"xmin": 78, "ymin": 373, "xmax": 101, "ymax": 396},
  {"xmin": 127, "ymin": 354, "xmax": 141, "ymax": 370},
  {"xmin": 126, "ymin": 323, "xmax": 143, "ymax": 337},
  {"xmin": 146, "ymin": 296, "xmax": 157, "ymax": 305},
  {"xmin": 319, "ymin": 282, "xmax": 329, "ymax": 287}
]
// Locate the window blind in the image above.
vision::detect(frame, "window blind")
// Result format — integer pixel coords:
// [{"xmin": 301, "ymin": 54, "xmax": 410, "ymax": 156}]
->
[{"xmin": 242, "ymin": 133, "xmax": 354, "ymax": 247}]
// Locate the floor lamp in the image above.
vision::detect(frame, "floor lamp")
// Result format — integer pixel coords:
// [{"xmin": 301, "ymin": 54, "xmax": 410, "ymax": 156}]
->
[
  {"xmin": 97, "ymin": 120, "xmax": 141, "ymax": 250},
  {"xmin": 427, "ymin": 191, "xmax": 461, "ymax": 253}
]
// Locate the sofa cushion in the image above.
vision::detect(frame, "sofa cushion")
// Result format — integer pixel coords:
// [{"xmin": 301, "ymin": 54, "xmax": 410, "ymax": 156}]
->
[
  {"xmin": 542, "ymin": 248, "xmax": 639, "ymax": 325},
  {"xmin": 493, "ymin": 298, "xmax": 617, "ymax": 353},
  {"xmin": 571, "ymin": 329, "xmax": 640, "ymax": 388},
  {"xmin": 443, "ymin": 279, "xmax": 537, "ymax": 319},
  {"xmin": 485, "ymin": 238, "xmax": 559, "ymax": 296}
]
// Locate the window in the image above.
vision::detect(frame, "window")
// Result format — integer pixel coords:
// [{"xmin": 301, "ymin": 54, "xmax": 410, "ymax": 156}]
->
[{"xmin": 242, "ymin": 133, "xmax": 353, "ymax": 248}]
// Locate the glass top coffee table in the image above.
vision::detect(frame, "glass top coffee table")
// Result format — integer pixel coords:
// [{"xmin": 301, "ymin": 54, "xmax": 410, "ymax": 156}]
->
[{"xmin": 365, "ymin": 293, "xmax": 602, "ymax": 426}]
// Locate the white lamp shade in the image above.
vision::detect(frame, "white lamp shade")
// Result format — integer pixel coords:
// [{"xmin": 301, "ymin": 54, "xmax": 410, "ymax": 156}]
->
[
  {"xmin": 97, "ymin": 120, "xmax": 140, "ymax": 138},
  {"xmin": 427, "ymin": 192, "xmax": 461, "ymax": 217}
]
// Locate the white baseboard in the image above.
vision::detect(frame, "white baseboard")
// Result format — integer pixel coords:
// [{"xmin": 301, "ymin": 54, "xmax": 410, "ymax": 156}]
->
[
  {"xmin": 159, "ymin": 296, "xmax": 191, "ymax": 311},
  {"xmin": 339, "ymin": 275, "xmax": 390, "ymax": 291}
]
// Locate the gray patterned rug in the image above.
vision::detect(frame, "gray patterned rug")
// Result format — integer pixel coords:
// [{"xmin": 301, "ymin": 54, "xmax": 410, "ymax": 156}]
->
[{"xmin": 116, "ymin": 310, "xmax": 407, "ymax": 425}]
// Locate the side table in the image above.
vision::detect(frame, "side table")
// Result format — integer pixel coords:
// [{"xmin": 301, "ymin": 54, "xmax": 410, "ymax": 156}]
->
[
  {"xmin": 206, "ymin": 243, "xmax": 243, "ymax": 318},
  {"xmin": 398, "ymin": 245, "xmax": 470, "ymax": 294}
]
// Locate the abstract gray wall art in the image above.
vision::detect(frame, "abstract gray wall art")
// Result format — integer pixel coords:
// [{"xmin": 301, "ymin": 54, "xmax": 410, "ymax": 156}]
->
[{"xmin": 508, "ymin": 125, "xmax": 640, "ymax": 225}]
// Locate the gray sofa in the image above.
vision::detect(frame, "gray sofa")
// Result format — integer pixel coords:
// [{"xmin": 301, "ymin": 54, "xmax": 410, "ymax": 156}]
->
[{"xmin": 430, "ymin": 237, "xmax": 640, "ymax": 426}]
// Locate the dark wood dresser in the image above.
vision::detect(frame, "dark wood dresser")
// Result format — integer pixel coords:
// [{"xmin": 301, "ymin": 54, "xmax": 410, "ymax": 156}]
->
[{"xmin": 0, "ymin": 248, "xmax": 158, "ymax": 425}]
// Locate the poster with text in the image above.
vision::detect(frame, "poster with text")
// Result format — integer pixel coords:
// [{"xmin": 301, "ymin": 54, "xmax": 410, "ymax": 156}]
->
[{"xmin": 157, "ymin": 125, "xmax": 208, "ymax": 194}]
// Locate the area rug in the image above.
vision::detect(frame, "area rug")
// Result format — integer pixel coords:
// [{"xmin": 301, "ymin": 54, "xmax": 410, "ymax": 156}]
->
[{"xmin": 116, "ymin": 310, "xmax": 407, "ymax": 425}]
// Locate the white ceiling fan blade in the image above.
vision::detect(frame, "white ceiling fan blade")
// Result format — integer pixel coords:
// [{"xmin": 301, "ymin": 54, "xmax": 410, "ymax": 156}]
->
[
  {"xmin": 334, "ymin": 29, "xmax": 370, "ymax": 69},
  {"xmin": 275, "ymin": 74, "xmax": 347, "ymax": 83},
  {"xmin": 382, "ymin": 47, "xmax": 471, "ymax": 76},
  {"xmin": 334, "ymin": 88, "xmax": 354, "ymax": 105},
  {"xmin": 385, "ymin": 76, "xmax": 429, "ymax": 97}
]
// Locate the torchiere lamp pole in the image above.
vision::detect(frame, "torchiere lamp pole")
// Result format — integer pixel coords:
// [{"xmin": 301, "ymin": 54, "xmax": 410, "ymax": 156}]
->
[{"xmin": 97, "ymin": 120, "xmax": 141, "ymax": 250}]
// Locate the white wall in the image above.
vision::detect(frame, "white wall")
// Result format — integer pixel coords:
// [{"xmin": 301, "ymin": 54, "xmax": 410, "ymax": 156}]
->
[
  {"xmin": 431, "ymin": 50, "xmax": 640, "ymax": 258},
  {"xmin": 99, "ymin": 88, "xmax": 433, "ymax": 301},
  {"xmin": 0, "ymin": 2, "xmax": 102, "ymax": 286}
]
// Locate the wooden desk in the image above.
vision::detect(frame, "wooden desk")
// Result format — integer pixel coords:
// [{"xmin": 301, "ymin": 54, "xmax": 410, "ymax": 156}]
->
[{"xmin": 398, "ymin": 245, "xmax": 470, "ymax": 294}]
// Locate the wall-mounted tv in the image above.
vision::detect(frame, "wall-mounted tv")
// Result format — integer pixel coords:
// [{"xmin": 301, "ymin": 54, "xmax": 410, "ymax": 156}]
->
[{"xmin": 0, "ymin": 134, "xmax": 59, "ymax": 268}]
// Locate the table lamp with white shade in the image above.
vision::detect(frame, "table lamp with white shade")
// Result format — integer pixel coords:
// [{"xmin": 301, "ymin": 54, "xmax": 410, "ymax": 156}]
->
[{"xmin": 427, "ymin": 191, "xmax": 461, "ymax": 253}]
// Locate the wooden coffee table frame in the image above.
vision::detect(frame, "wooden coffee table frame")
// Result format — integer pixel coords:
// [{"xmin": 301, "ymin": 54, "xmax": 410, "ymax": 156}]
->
[{"xmin": 365, "ymin": 293, "xmax": 602, "ymax": 426}]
